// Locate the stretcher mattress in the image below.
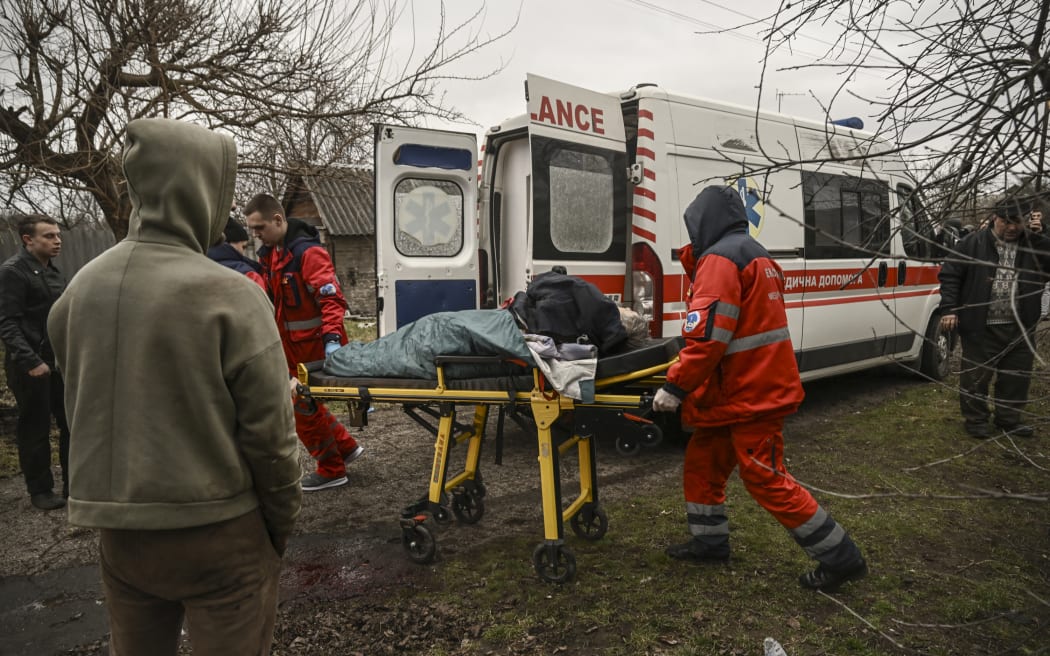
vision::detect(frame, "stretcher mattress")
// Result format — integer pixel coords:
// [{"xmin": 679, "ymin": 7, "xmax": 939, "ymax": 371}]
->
[{"xmin": 307, "ymin": 337, "xmax": 683, "ymax": 390}]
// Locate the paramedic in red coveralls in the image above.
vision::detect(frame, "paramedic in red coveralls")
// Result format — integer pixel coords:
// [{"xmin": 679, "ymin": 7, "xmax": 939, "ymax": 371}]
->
[
  {"xmin": 244, "ymin": 193, "xmax": 364, "ymax": 492},
  {"xmin": 652, "ymin": 185, "xmax": 868, "ymax": 591}
]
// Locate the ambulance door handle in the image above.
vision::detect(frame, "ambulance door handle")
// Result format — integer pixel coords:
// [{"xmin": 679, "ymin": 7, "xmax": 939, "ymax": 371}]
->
[
  {"xmin": 897, "ymin": 261, "xmax": 907, "ymax": 286},
  {"xmin": 877, "ymin": 261, "xmax": 888, "ymax": 287}
]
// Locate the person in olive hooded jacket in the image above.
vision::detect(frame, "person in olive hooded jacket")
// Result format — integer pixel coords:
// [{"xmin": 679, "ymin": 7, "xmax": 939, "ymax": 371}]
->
[{"xmin": 48, "ymin": 119, "xmax": 302, "ymax": 655}]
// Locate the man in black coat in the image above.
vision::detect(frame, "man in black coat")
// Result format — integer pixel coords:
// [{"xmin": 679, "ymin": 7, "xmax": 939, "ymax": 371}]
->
[
  {"xmin": 0, "ymin": 215, "xmax": 69, "ymax": 510},
  {"xmin": 938, "ymin": 199, "xmax": 1050, "ymax": 438}
]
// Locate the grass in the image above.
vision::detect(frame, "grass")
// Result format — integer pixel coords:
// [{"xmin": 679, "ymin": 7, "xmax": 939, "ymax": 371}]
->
[{"xmin": 403, "ymin": 364, "xmax": 1049, "ymax": 655}]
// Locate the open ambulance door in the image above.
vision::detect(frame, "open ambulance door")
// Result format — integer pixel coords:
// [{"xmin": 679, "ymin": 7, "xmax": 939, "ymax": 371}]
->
[
  {"xmin": 521, "ymin": 74, "xmax": 630, "ymax": 301},
  {"xmin": 373, "ymin": 124, "xmax": 479, "ymax": 336}
]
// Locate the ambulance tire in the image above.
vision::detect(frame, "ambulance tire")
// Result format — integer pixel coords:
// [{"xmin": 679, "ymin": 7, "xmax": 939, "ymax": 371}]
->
[{"xmin": 917, "ymin": 314, "xmax": 952, "ymax": 381}]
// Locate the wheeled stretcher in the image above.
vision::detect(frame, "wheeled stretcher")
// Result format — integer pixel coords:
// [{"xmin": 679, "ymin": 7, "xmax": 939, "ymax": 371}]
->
[{"xmin": 296, "ymin": 336, "xmax": 683, "ymax": 583}]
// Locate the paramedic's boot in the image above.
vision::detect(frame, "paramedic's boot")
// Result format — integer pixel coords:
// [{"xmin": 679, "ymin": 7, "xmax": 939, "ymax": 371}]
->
[
  {"xmin": 300, "ymin": 471, "xmax": 349, "ymax": 492},
  {"xmin": 799, "ymin": 557, "xmax": 868, "ymax": 592},
  {"xmin": 665, "ymin": 538, "xmax": 730, "ymax": 563}
]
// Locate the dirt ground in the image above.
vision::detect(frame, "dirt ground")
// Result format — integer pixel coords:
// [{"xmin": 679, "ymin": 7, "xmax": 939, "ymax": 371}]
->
[{"xmin": 0, "ymin": 366, "xmax": 925, "ymax": 655}]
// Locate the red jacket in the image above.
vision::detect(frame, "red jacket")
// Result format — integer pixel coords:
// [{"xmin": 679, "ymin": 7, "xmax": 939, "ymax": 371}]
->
[
  {"xmin": 257, "ymin": 219, "xmax": 348, "ymax": 369},
  {"xmin": 664, "ymin": 187, "xmax": 804, "ymax": 427}
]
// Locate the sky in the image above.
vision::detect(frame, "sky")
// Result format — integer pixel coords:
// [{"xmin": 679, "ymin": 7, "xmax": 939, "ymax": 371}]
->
[{"xmin": 399, "ymin": 0, "xmax": 902, "ymax": 140}]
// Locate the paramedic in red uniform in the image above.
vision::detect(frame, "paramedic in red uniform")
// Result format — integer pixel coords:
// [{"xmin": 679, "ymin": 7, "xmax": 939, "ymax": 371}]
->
[
  {"xmin": 244, "ymin": 193, "xmax": 364, "ymax": 492},
  {"xmin": 652, "ymin": 185, "xmax": 868, "ymax": 591}
]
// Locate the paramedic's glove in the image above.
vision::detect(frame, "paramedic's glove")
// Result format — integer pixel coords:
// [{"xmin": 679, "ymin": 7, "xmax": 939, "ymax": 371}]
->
[
  {"xmin": 653, "ymin": 387, "xmax": 683, "ymax": 413},
  {"xmin": 324, "ymin": 341, "xmax": 340, "ymax": 357},
  {"xmin": 288, "ymin": 376, "xmax": 301, "ymax": 399}
]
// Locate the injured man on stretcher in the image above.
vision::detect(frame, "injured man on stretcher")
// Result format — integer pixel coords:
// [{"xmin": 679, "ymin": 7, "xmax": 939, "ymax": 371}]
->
[{"xmin": 323, "ymin": 271, "xmax": 651, "ymax": 402}]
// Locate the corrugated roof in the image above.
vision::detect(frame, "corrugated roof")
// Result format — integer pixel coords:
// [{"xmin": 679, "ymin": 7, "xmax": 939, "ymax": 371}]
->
[{"xmin": 289, "ymin": 167, "xmax": 374, "ymax": 237}]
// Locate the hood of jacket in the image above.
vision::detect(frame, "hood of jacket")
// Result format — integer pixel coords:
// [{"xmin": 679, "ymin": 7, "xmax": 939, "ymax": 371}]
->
[
  {"xmin": 123, "ymin": 118, "xmax": 236, "ymax": 253},
  {"xmin": 683, "ymin": 185, "xmax": 749, "ymax": 255},
  {"xmin": 284, "ymin": 217, "xmax": 320, "ymax": 247}
]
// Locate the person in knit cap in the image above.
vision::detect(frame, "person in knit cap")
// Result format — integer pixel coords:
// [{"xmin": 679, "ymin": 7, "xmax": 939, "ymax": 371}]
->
[{"xmin": 207, "ymin": 214, "xmax": 265, "ymax": 289}]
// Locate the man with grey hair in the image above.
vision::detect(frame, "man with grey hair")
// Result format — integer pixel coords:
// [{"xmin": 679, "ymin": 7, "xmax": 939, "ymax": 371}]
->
[{"xmin": 939, "ymin": 199, "xmax": 1050, "ymax": 438}]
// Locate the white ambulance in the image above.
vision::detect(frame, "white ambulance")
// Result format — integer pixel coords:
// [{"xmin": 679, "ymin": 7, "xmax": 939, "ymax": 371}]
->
[{"xmin": 373, "ymin": 74, "xmax": 949, "ymax": 382}]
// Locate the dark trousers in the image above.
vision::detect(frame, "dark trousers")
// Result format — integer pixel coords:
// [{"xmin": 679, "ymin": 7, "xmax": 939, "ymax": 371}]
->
[
  {"xmin": 100, "ymin": 509, "xmax": 282, "ymax": 656},
  {"xmin": 958, "ymin": 323, "xmax": 1035, "ymax": 428},
  {"xmin": 4, "ymin": 359, "xmax": 70, "ymax": 496}
]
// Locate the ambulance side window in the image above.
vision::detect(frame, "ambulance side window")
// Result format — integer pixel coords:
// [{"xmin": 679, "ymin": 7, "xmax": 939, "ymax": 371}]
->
[
  {"xmin": 802, "ymin": 171, "xmax": 891, "ymax": 259},
  {"xmin": 896, "ymin": 184, "xmax": 931, "ymax": 259},
  {"xmin": 392, "ymin": 178, "xmax": 464, "ymax": 257}
]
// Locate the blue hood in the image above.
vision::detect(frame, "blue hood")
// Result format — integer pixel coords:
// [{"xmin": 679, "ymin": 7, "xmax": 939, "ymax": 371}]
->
[{"xmin": 684, "ymin": 186, "xmax": 749, "ymax": 255}]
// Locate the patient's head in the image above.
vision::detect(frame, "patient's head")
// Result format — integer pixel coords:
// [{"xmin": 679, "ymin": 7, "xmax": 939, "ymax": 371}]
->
[{"xmin": 619, "ymin": 307, "xmax": 650, "ymax": 350}]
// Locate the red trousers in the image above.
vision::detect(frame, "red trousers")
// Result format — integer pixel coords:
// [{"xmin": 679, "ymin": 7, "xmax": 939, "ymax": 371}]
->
[
  {"xmin": 682, "ymin": 416, "xmax": 861, "ymax": 568},
  {"xmin": 684, "ymin": 416, "xmax": 817, "ymax": 529},
  {"xmin": 293, "ymin": 397, "xmax": 359, "ymax": 478}
]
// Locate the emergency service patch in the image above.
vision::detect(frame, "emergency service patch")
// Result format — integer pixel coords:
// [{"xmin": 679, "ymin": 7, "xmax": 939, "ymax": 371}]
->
[
  {"xmin": 684, "ymin": 311, "xmax": 701, "ymax": 332},
  {"xmin": 319, "ymin": 283, "xmax": 338, "ymax": 296}
]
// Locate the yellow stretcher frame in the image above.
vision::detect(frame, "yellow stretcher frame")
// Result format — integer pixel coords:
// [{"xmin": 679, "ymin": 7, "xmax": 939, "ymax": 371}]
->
[{"xmin": 297, "ymin": 350, "xmax": 677, "ymax": 584}]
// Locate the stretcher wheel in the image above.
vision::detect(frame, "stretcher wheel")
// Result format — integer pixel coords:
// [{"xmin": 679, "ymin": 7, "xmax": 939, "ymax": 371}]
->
[
  {"xmin": 532, "ymin": 543, "xmax": 576, "ymax": 584},
  {"xmin": 615, "ymin": 435, "xmax": 642, "ymax": 457},
  {"xmin": 451, "ymin": 489, "xmax": 485, "ymax": 524},
  {"xmin": 401, "ymin": 524, "xmax": 437, "ymax": 564},
  {"xmin": 641, "ymin": 424, "xmax": 663, "ymax": 448},
  {"xmin": 570, "ymin": 506, "xmax": 608, "ymax": 540}
]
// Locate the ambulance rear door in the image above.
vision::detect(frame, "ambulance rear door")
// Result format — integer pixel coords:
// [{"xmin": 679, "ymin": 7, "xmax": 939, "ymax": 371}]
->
[
  {"xmin": 523, "ymin": 74, "xmax": 630, "ymax": 300},
  {"xmin": 373, "ymin": 124, "xmax": 479, "ymax": 336}
]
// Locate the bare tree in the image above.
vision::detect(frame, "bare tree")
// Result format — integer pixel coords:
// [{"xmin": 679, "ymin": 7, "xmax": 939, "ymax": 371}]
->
[
  {"xmin": 754, "ymin": 0, "xmax": 1049, "ymax": 221},
  {"xmin": 0, "ymin": 0, "xmax": 514, "ymax": 238}
]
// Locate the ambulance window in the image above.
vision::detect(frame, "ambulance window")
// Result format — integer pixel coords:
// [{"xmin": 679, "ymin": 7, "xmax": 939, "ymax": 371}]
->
[
  {"xmin": 530, "ymin": 136, "xmax": 628, "ymax": 262},
  {"xmin": 897, "ymin": 184, "xmax": 930, "ymax": 259},
  {"xmin": 803, "ymin": 171, "xmax": 890, "ymax": 258},
  {"xmin": 392, "ymin": 178, "xmax": 464, "ymax": 257},
  {"xmin": 550, "ymin": 150, "xmax": 614, "ymax": 252}
]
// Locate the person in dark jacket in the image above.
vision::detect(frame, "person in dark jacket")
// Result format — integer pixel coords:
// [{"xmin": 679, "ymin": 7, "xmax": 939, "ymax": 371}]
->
[
  {"xmin": 207, "ymin": 215, "xmax": 266, "ymax": 289},
  {"xmin": 652, "ymin": 186, "xmax": 867, "ymax": 591},
  {"xmin": 938, "ymin": 199, "xmax": 1050, "ymax": 438},
  {"xmin": 0, "ymin": 214, "xmax": 69, "ymax": 511}
]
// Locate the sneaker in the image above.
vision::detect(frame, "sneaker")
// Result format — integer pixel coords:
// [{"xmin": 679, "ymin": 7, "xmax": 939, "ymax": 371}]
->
[
  {"xmin": 344, "ymin": 445, "xmax": 365, "ymax": 467},
  {"xmin": 665, "ymin": 539, "xmax": 730, "ymax": 562},
  {"xmin": 964, "ymin": 422, "xmax": 992, "ymax": 438},
  {"xmin": 300, "ymin": 472, "xmax": 348, "ymax": 492},
  {"xmin": 799, "ymin": 558, "xmax": 868, "ymax": 591},
  {"xmin": 30, "ymin": 491, "xmax": 66, "ymax": 511},
  {"xmin": 996, "ymin": 423, "xmax": 1035, "ymax": 437}
]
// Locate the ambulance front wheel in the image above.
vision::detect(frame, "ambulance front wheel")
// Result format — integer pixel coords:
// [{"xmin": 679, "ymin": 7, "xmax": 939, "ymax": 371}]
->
[
  {"xmin": 532, "ymin": 543, "xmax": 576, "ymax": 584},
  {"xmin": 918, "ymin": 314, "xmax": 952, "ymax": 381},
  {"xmin": 401, "ymin": 524, "xmax": 437, "ymax": 564}
]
